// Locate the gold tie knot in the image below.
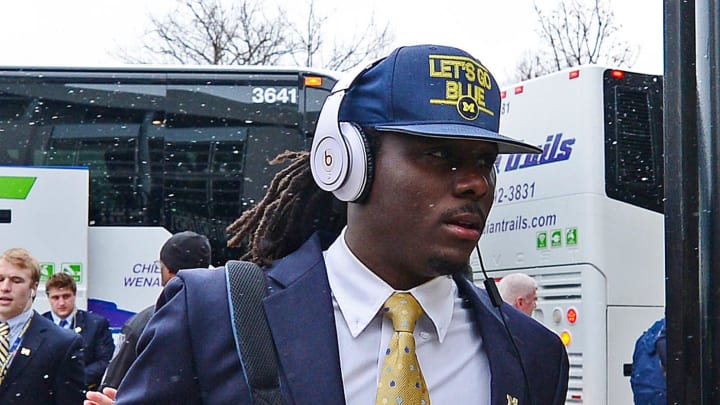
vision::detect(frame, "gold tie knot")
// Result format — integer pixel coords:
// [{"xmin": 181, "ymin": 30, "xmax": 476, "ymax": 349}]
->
[
  {"xmin": 0, "ymin": 322, "xmax": 8, "ymax": 336},
  {"xmin": 383, "ymin": 293, "xmax": 423, "ymax": 334}
]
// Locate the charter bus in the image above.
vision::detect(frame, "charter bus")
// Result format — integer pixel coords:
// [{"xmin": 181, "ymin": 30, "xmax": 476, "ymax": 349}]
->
[
  {"xmin": 0, "ymin": 65, "xmax": 338, "ymax": 326},
  {"xmin": 473, "ymin": 66, "xmax": 665, "ymax": 404}
]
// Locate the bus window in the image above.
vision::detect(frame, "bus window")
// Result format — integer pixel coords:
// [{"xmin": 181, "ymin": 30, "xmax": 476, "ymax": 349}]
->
[{"xmin": 45, "ymin": 125, "xmax": 147, "ymax": 225}]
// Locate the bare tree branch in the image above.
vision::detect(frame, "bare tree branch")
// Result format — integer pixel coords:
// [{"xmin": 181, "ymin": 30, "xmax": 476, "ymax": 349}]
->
[
  {"xmin": 283, "ymin": 1, "xmax": 326, "ymax": 67},
  {"xmin": 512, "ymin": 0, "xmax": 638, "ymax": 83},
  {"xmin": 324, "ymin": 15, "xmax": 394, "ymax": 71},
  {"xmin": 114, "ymin": 0, "xmax": 393, "ymax": 71},
  {"xmin": 117, "ymin": 0, "xmax": 295, "ymax": 66},
  {"xmin": 285, "ymin": 1, "xmax": 394, "ymax": 71}
]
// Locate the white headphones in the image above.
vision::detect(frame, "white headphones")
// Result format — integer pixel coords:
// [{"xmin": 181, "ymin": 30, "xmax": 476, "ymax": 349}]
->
[{"xmin": 310, "ymin": 59, "xmax": 384, "ymax": 202}]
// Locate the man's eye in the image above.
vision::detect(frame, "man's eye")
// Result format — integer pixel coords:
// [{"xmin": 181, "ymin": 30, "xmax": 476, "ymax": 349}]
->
[
  {"xmin": 428, "ymin": 150, "xmax": 449, "ymax": 159},
  {"xmin": 477, "ymin": 157, "xmax": 495, "ymax": 168}
]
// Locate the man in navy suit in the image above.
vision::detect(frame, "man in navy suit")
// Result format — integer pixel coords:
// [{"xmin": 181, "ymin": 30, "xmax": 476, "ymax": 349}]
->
[
  {"xmin": 0, "ymin": 248, "xmax": 85, "ymax": 404},
  {"xmin": 101, "ymin": 231, "xmax": 212, "ymax": 389},
  {"xmin": 87, "ymin": 44, "xmax": 569, "ymax": 405},
  {"xmin": 43, "ymin": 272, "xmax": 114, "ymax": 390}
]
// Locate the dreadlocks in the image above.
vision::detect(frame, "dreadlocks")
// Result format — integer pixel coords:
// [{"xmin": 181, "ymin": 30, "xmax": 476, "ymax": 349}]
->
[{"xmin": 226, "ymin": 150, "xmax": 346, "ymax": 267}]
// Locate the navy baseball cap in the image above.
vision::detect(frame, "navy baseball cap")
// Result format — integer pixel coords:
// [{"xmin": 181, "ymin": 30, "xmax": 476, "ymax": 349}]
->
[
  {"xmin": 338, "ymin": 44, "xmax": 541, "ymax": 154},
  {"xmin": 160, "ymin": 231, "xmax": 211, "ymax": 273}
]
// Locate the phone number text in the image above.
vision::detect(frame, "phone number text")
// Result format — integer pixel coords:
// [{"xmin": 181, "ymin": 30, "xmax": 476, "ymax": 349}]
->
[{"xmin": 495, "ymin": 182, "xmax": 535, "ymax": 204}]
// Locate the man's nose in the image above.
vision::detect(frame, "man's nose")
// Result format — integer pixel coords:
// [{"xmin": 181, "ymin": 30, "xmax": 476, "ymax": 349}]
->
[{"xmin": 453, "ymin": 167, "xmax": 493, "ymax": 198}]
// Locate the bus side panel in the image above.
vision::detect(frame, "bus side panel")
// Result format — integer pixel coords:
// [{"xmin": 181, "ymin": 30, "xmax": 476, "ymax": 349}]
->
[
  {"xmin": 0, "ymin": 166, "xmax": 89, "ymax": 313},
  {"xmin": 86, "ymin": 227, "xmax": 171, "ymax": 331},
  {"xmin": 607, "ymin": 306, "xmax": 665, "ymax": 405},
  {"xmin": 598, "ymin": 199, "xmax": 664, "ymax": 306}
]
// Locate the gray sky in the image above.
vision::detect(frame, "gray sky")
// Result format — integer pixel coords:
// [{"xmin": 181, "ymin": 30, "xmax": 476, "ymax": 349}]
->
[{"xmin": 0, "ymin": 0, "xmax": 662, "ymax": 83}]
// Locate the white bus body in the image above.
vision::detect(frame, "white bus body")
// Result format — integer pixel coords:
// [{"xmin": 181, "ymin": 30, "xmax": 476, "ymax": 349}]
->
[
  {"xmin": 475, "ymin": 66, "xmax": 665, "ymax": 404},
  {"xmin": 0, "ymin": 166, "xmax": 90, "ymax": 313}
]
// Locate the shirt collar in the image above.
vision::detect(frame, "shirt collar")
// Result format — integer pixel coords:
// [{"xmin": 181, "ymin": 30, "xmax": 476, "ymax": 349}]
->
[
  {"xmin": 51, "ymin": 310, "xmax": 75, "ymax": 326},
  {"xmin": 325, "ymin": 227, "xmax": 457, "ymax": 342},
  {"xmin": 6, "ymin": 308, "xmax": 33, "ymax": 332}
]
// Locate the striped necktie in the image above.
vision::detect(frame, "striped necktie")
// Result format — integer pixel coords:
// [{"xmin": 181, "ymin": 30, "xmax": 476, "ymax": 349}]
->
[
  {"xmin": 376, "ymin": 293, "xmax": 430, "ymax": 405},
  {"xmin": 0, "ymin": 322, "xmax": 9, "ymax": 380}
]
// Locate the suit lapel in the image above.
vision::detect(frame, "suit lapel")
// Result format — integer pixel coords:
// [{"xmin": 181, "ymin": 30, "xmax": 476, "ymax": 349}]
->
[
  {"xmin": 1, "ymin": 312, "xmax": 46, "ymax": 389},
  {"xmin": 454, "ymin": 277, "xmax": 528, "ymax": 405},
  {"xmin": 264, "ymin": 234, "xmax": 345, "ymax": 404}
]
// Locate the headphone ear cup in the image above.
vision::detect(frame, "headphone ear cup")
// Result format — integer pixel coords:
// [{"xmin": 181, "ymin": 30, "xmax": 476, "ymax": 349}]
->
[
  {"xmin": 331, "ymin": 122, "xmax": 369, "ymax": 202},
  {"xmin": 311, "ymin": 56, "xmax": 388, "ymax": 201},
  {"xmin": 310, "ymin": 92, "xmax": 350, "ymax": 195}
]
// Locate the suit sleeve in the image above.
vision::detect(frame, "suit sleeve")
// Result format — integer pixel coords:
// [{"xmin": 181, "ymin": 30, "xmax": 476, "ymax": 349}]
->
[
  {"xmin": 54, "ymin": 333, "xmax": 87, "ymax": 405},
  {"xmin": 525, "ymin": 319, "xmax": 570, "ymax": 405},
  {"xmin": 86, "ymin": 316, "xmax": 115, "ymax": 388},
  {"xmin": 114, "ymin": 276, "xmax": 202, "ymax": 404},
  {"xmin": 552, "ymin": 339, "xmax": 570, "ymax": 404}
]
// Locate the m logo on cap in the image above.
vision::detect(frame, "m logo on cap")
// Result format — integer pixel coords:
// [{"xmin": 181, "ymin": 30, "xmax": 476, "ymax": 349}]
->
[{"xmin": 458, "ymin": 96, "xmax": 480, "ymax": 121}]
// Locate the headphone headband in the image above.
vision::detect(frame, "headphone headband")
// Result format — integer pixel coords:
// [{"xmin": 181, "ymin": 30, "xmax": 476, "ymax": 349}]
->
[{"xmin": 331, "ymin": 57, "xmax": 386, "ymax": 93}]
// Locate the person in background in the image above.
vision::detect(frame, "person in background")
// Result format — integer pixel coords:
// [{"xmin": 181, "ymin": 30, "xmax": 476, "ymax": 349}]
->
[
  {"xmin": 497, "ymin": 272, "xmax": 538, "ymax": 316},
  {"xmin": 43, "ymin": 272, "xmax": 115, "ymax": 390},
  {"xmin": 630, "ymin": 317, "xmax": 667, "ymax": 404},
  {"xmin": 86, "ymin": 44, "xmax": 568, "ymax": 405},
  {"xmin": 101, "ymin": 231, "xmax": 211, "ymax": 389},
  {"xmin": 0, "ymin": 248, "xmax": 85, "ymax": 404}
]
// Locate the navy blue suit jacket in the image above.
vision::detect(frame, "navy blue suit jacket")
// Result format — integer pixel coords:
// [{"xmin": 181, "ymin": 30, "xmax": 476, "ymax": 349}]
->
[
  {"xmin": 0, "ymin": 311, "xmax": 86, "ymax": 404},
  {"xmin": 116, "ymin": 234, "xmax": 569, "ymax": 404},
  {"xmin": 43, "ymin": 308, "xmax": 115, "ymax": 388}
]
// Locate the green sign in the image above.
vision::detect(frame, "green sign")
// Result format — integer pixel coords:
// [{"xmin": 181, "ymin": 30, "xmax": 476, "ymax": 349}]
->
[
  {"xmin": 40, "ymin": 263, "xmax": 55, "ymax": 281},
  {"xmin": 551, "ymin": 229, "xmax": 562, "ymax": 248},
  {"xmin": 536, "ymin": 231, "xmax": 548, "ymax": 249},
  {"xmin": 61, "ymin": 263, "xmax": 83, "ymax": 282},
  {"xmin": 566, "ymin": 228, "xmax": 578, "ymax": 246},
  {"xmin": 0, "ymin": 176, "xmax": 37, "ymax": 199}
]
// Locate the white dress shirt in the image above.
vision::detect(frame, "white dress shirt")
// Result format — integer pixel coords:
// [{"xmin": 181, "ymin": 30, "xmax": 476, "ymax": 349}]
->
[
  {"xmin": 325, "ymin": 228, "xmax": 491, "ymax": 404},
  {"xmin": 50, "ymin": 311, "xmax": 75, "ymax": 329}
]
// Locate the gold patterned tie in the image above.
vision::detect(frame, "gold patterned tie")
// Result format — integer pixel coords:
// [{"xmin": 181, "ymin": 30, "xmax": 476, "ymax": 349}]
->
[
  {"xmin": 0, "ymin": 322, "xmax": 9, "ymax": 383},
  {"xmin": 376, "ymin": 293, "xmax": 430, "ymax": 405}
]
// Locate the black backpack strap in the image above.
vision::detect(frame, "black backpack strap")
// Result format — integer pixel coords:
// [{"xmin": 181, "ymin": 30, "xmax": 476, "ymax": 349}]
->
[{"xmin": 225, "ymin": 260, "xmax": 284, "ymax": 404}]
